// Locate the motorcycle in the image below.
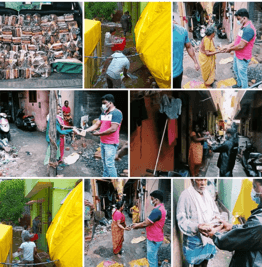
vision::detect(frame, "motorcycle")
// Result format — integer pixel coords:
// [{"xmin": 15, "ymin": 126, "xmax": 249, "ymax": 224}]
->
[
  {"xmin": 15, "ymin": 109, "xmax": 36, "ymax": 131},
  {"xmin": 217, "ymin": 23, "xmax": 227, "ymax": 39},
  {"xmin": 0, "ymin": 112, "xmax": 11, "ymax": 141},
  {"xmin": 193, "ymin": 24, "xmax": 206, "ymax": 40}
]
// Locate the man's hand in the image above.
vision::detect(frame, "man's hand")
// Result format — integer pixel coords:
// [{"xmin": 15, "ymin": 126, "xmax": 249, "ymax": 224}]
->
[
  {"xmin": 132, "ymin": 223, "xmax": 139, "ymax": 229},
  {"xmin": 219, "ymin": 220, "xmax": 233, "ymax": 232},
  {"xmin": 92, "ymin": 131, "xmax": 100, "ymax": 136},
  {"xmin": 207, "ymin": 224, "xmax": 224, "ymax": 238},
  {"xmin": 198, "ymin": 223, "xmax": 211, "ymax": 237},
  {"xmin": 194, "ymin": 62, "xmax": 200, "ymax": 71}
]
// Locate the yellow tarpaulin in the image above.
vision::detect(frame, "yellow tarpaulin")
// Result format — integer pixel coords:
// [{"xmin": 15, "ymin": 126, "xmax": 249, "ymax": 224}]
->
[
  {"xmin": 0, "ymin": 224, "xmax": 12, "ymax": 267},
  {"xmin": 135, "ymin": 2, "xmax": 171, "ymax": 88},
  {"xmin": 232, "ymin": 179, "xmax": 258, "ymax": 224},
  {"xmin": 84, "ymin": 19, "xmax": 101, "ymax": 64},
  {"xmin": 46, "ymin": 182, "xmax": 83, "ymax": 267}
]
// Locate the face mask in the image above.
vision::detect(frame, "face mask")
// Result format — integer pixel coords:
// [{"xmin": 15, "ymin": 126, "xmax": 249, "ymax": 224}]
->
[
  {"xmin": 150, "ymin": 200, "xmax": 155, "ymax": 206},
  {"xmin": 101, "ymin": 104, "xmax": 108, "ymax": 112},
  {"xmin": 237, "ymin": 18, "xmax": 244, "ymax": 26},
  {"xmin": 251, "ymin": 188, "xmax": 261, "ymax": 205}
]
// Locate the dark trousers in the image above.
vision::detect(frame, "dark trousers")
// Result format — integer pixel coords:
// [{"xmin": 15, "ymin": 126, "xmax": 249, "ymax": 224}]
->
[
  {"xmin": 219, "ymin": 170, "xmax": 233, "ymax": 177},
  {"xmin": 173, "ymin": 72, "xmax": 183, "ymax": 88}
]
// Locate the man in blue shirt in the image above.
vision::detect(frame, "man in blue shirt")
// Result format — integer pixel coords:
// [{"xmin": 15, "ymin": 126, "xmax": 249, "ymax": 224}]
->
[{"xmin": 173, "ymin": 13, "xmax": 200, "ymax": 88}]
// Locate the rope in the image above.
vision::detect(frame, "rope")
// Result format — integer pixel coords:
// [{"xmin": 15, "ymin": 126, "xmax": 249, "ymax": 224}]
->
[
  {"xmin": 84, "ymin": 53, "xmax": 142, "ymax": 59},
  {"xmin": 0, "ymin": 260, "xmax": 59, "ymax": 266}
]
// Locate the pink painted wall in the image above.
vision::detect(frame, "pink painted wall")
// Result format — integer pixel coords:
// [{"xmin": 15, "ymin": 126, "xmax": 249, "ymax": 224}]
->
[{"xmin": 19, "ymin": 91, "xmax": 49, "ymax": 132}]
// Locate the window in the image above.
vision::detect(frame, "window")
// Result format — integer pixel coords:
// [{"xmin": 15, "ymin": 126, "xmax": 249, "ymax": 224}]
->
[{"xmin": 29, "ymin": 91, "xmax": 37, "ymax": 103}]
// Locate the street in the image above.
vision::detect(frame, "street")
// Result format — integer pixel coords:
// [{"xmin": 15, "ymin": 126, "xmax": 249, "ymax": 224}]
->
[
  {"xmin": 85, "ymin": 212, "xmax": 171, "ymax": 266},
  {"xmin": 182, "ymin": 35, "xmax": 236, "ymax": 88},
  {"xmin": 203, "ymin": 136, "xmax": 249, "ymax": 177},
  {"xmin": 0, "ymin": 124, "xmax": 127, "ymax": 177},
  {"xmin": 208, "ymin": 249, "xmax": 232, "ymax": 267}
]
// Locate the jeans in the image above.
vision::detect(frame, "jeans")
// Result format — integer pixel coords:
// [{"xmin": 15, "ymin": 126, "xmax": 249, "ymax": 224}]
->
[
  {"xmin": 147, "ymin": 239, "xmax": 163, "ymax": 267},
  {"xmin": 101, "ymin": 142, "xmax": 118, "ymax": 177},
  {"xmin": 233, "ymin": 55, "xmax": 250, "ymax": 88}
]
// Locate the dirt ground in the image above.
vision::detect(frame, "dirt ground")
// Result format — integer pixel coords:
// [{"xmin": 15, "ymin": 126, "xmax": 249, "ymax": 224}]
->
[
  {"xmin": 0, "ymin": 124, "xmax": 127, "ymax": 177},
  {"xmin": 182, "ymin": 35, "xmax": 234, "ymax": 88},
  {"xmin": 85, "ymin": 212, "xmax": 171, "ymax": 266}
]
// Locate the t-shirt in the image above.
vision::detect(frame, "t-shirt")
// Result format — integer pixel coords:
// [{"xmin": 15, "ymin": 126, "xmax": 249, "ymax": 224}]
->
[
  {"xmin": 62, "ymin": 106, "xmax": 71, "ymax": 114},
  {"xmin": 99, "ymin": 108, "xmax": 122, "ymax": 144},
  {"xmin": 146, "ymin": 203, "xmax": 166, "ymax": 242},
  {"xmin": 234, "ymin": 21, "xmax": 256, "ymax": 60},
  {"xmin": 173, "ymin": 25, "xmax": 190, "ymax": 78},
  {"xmin": 19, "ymin": 242, "xmax": 36, "ymax": 261},
  {"xmin": 21, "ymin": 230, "xmax": 33, "ymax": 243},
  {"xmin": 106, "ymin": 52, "xmax": 130, "ymax": 80}
]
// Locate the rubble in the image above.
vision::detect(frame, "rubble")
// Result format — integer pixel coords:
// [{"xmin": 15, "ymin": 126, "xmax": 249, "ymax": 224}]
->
[{"xmin": 247, "ymin": 64, "xmax": 262, "ymax": 85}]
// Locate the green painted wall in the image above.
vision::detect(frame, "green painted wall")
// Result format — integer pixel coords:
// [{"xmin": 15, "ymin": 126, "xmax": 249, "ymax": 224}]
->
[
  {"xmin": 24, "ymin": 179, "xmax": 79, "ymax": 251},
  {"xmin": 122, "ymin": 2, "xmax": 148, "ymax": 44},
  {"xmin": 218, "ymin": 179, "xmax": 242, "ymax": 218}
]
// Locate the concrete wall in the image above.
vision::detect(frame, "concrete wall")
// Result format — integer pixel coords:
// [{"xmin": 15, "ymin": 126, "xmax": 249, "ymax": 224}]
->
[
  {"xmin": 19, "ymin": 91, "xmax": 49, "ymax": 132},
  {"xmin": 251, "ymin": 92, "xmax": 262, "ymax": 153}
]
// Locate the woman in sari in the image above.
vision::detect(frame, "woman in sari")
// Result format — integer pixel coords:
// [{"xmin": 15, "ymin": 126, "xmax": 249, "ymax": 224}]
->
[
  {"xmin": 188, "ymin": 123, "xmax": 208, "ymax": 177},
  {"xmin": 130, "ymin": 201, "xmax": 140, "ymax": 223},
  {"xmin": 199, "ymin": 26, "xmax": 221, "ymax": 87},
  {"xmin": 111, "ymin": 201, "xmax": 130, "ymax": 256}
]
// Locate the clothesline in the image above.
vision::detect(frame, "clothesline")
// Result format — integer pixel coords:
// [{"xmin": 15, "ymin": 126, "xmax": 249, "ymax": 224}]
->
[
  {"xmin": 0, "ymin": 260, "xmax": 59, "ymax": 266},
  {"xmin": 84, "ymin": 53, "xmax": 142, "ymax": 59}
]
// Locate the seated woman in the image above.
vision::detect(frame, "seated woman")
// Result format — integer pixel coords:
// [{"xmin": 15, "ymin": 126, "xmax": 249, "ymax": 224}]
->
[{"xmin": 199, "ymin": 26, "xmax": 221, "ymax": 87}]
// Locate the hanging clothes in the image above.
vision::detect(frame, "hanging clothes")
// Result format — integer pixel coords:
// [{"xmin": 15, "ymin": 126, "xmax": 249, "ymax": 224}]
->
[
  {"xmin": 168, "ymin": 119, "xmax": 178, "ymax": 145},
  {"xmin": 159, "ymin": 94, "xmax": 182, "ymax": 119}
]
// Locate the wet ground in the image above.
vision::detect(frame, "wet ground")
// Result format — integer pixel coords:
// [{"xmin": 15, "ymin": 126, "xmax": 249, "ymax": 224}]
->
[
  {"xmin": 85, "ymin": 211, "xmax": 171, "ymax": 266},
  {"xmin": 0, "ymin": 124, "xmax": 127, "ymax": 177},
  {"xmin": 202, "ymin": 136, "xmax": 248, "ymax": 177},
  {"xmin": 92, "ymin": 23, "xmax": 154, "ymax": 89}
]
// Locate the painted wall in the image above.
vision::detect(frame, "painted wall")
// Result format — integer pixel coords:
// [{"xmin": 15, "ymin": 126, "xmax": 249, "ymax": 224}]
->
[
  {"xmin": 130, "ymin": 92, "xmax": 175, "ymax": 176},
  {"xmin": 19, "ymin": 91, "xmax": 49, "ymax": 132},
  {"xmin": 218, "ymin": 179, "xmax": 242, "ymax": 219},
  {"xmin": 25, "ymin": 179, "xmax": 79, "ymax": 251}
]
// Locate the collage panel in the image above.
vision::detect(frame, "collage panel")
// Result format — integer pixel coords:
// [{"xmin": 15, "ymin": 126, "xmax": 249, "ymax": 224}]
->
[
  {"xmin": 173, "ymin": 178, "xmax": 262, "ymax": 267},
  {"xmin": 0, "ymin": 178, "xmax": 82, "ymax": 266},
  {"xmin": 131, "ymin": 90, "xmax": 262, "ymax": 178},
  {"xmin": 173, "ymin": 2, "xmax": 262, "ymax": 89},
  {"xmin": 0, "ymin": 90, "xmax": 128, "ymax": 178},
  {"xmin": 85, "ymin": 178, "xmax": 171, "ymax": 267},
  {"xmin": 84, "ymin": 1, "xmax": 171, "ymax": 89},
  {"xmin": 0, "ymin": 2, "xmax": 83, "ymax": 89}
]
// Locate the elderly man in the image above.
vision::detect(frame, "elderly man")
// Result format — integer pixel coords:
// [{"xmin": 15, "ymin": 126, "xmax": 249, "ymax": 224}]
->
[
  {"xmin": 177, "ymin": 179, "xmax": 220, "ymax": 267},
  {"xmin": 173, "ymin": 12, "xmax": 200, "ymax": 88},
  {"xmin": 206, "ymin": 179, "xmax": 262, "ymax": 267},
  {"xmin": 132, "ymin": 190, "xmax": 166, "ymax": 267},
  {"xmin": 208, "ymin": 128, "xmax": 238, "ymax": 177},
  {"xmin": 223, "ymin": 9, "xmax": 256, "ymax": 88},
  {"xmin": 85, "ymin": 94, "xmax": 122, "ymax": 177}
]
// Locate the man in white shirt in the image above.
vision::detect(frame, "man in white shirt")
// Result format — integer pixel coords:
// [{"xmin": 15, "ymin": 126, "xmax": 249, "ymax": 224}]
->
[
  {"xmin": 18, "ymin": 235, "xmax": 37, "ymax": 266},
  {"xmin": 106, "ymin": 51, "xmax": 130, "ymax": 88}
]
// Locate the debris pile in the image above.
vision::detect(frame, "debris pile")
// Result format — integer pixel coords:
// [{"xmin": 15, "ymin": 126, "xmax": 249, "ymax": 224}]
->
[{"xmin": 0, "ymin": 13, "xmax": 82, "ymax": 80}]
